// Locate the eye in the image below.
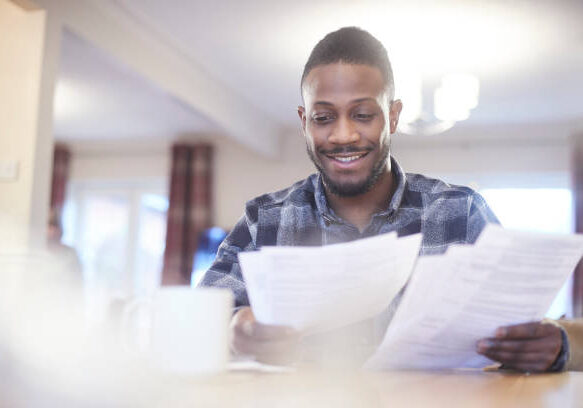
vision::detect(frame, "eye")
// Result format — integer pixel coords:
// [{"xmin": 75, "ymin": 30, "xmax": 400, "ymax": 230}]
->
[
  {"xmin": 312, "ymin": 113, "xmax": 335, "ymax": 124},
  {"xmin": 353, "ymin": 113, "xmax": 375, "ymax": 122}
]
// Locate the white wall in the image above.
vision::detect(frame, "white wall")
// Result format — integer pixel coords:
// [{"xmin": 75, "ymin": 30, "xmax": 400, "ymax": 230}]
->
[
  {"xmin": 0, "ymin": 0, "xmax": 59, "ymax": 247},
  {"xmin": 214, "ymin": 130, "xmax": 313, "ymax": 227},
  {"xmin": 68, "ymin": 120, "xmax": 576, "ymax": 229},
  {"xmin": 394, "ymin": 121, "xmax": 570, "ymax": 169},
  {"xmin": 68, "ymin": 132, "xmax": 314, "ymax": 230},
  {"xmin": 393, "ymin": 121, "xmax": 573, "ymax": 190}
]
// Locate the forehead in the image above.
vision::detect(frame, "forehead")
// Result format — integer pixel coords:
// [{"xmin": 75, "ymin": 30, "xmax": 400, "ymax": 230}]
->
[{"xmin": 302, "ymin": 63, "xmax": 386, "ymax": 104}]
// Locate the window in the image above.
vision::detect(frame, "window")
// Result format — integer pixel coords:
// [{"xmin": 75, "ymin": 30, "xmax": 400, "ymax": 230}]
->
[
  {"xmin": 191, "ymin": 227, "xmax": 228, "ymax": 286},
  {"xmin": 63, "ymin": 182, "xmax": 168, "ymax": 325}
]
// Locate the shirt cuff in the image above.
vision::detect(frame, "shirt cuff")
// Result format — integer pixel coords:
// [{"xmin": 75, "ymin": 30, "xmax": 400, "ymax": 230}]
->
[{"xmin": 549, "ymin": 327, "xmax": 570, "ymax": 372}]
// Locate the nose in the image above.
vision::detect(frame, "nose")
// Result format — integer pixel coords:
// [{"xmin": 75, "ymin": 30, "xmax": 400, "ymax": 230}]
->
[{"xmin": 328, "ymin": 116, "xmax": 360, "ymax": 145}]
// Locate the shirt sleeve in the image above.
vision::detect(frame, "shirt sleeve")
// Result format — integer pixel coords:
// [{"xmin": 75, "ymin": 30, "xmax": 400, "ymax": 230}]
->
[
  {"xmin": 549, "ymin": 327, "xmax": 570, "ymax": 372},
  {"xmin": 466, "ymin": 191, "xmax": 500, "ymax": 244},
  {"xmin": 197, "ymin": 213, "xmax": 256, "ymax": 308},
  {"xmin": 555, "ymin": 318, "xmax": 583, "ymax": 371}
]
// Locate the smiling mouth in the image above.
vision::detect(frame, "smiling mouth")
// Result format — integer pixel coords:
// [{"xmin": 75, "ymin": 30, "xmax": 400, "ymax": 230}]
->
[{"xmin": 327, "ymin": 152, "xmax": 369, "ymax": 163}]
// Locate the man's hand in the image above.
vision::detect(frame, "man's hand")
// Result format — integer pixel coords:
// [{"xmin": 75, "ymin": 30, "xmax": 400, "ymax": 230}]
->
[
  {"xmin": 476, "ymin": 321, "xmax": 563, "ymax": 372},
  {"xmin": 230, "ymin": 306, "xmax": 301, "ymax": 365}
]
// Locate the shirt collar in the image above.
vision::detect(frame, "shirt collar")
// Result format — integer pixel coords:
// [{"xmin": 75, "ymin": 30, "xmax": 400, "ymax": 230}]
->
[
  {"xmin": 387, "ymin": 156, "xmax": 407, "ymax": 216},
  {"xmin": 312, "ymin": 155, "xmax": 408, "ymax": 220}
]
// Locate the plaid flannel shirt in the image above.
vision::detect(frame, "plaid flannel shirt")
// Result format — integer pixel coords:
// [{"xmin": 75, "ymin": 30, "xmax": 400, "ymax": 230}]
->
[
  {"xmin": 199, "ymin": 157, "xmax": 499, "ymax": 307},
  {"xmin": 199, "ymin": 158, "xmax": 572, "ymax": 370}
]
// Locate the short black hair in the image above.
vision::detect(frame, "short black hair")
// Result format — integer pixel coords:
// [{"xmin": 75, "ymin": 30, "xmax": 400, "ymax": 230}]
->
[{"xmin": 301, "ymin": 27, "xmax": 394, "ymax": 99}]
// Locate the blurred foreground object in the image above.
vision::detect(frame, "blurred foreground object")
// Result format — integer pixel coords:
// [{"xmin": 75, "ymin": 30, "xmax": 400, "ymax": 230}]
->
[
  {"xmin": 121, "ymin": 287, "xmax": 232, "ymax": 375},
  {"xmin": 0, "ymin": 219, "xmax": 149, "ymax": 406}
]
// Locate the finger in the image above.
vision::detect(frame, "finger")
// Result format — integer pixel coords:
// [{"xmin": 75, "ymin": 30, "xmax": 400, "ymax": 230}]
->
[
  {"xmin": 255, "ymin": 349, "xmax": 299, "ymax": 365},
  {"xmin": 235, "ymin": 306, "xmax": 255, "ymax": 321},
  {"xmin": 506, "ymin": 362, "xmax": 550, "ymax": 373},
  {"xmin": 480, "ymin": 349, "xmax": 554, "ymax": 372},
  {"xmin": 478, "ymin": 348, "xmax": 555, "ymax": 367},
  {"xmin": 502, "ymin": 360, "xmax": 552, "ymax": 373},
  {"xmin": 230, "ymin": 307, "xmax": 256, "ymax": 335},
  {"xmin": 477, "ymin": 337, "xmax": 562, "ymax": 355},
  {"xmin": 253, "ymin": 322, "xmax": 300, "ymax": 341},
  {"xmin": 495, "ymin": 322, "xmax": 557, "ymax": 340},
  {"xmin": 477, "ymin": 341, "xmax": 559, "ymax": 372},
  {"xmin": 232, "ymin": 334, "xmax": 298, "ymax": 357},
  {"xmin": 233, "ymin": 320, "xmax": 299, "ymax": 341}
]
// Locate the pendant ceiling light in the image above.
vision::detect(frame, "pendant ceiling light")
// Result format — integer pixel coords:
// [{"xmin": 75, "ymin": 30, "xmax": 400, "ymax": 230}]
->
[{"xmin": 398, "ymin": 73, "xmax": 480, "ymax": 136}]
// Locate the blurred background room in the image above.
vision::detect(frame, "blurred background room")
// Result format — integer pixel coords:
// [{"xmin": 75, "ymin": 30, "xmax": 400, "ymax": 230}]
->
[{"xmin": 2, "ymin": 0, "xmax": 583, "ymax": 330}]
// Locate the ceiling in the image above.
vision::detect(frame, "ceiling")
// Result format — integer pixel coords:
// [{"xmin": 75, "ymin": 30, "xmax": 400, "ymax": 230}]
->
[
  {"xmin": 54, "ymin": 0, "xmax": 583, "ymax": 146},
  {"xmin": 54, "ymin": 29, "xmax": 218, "ymax": 141}
]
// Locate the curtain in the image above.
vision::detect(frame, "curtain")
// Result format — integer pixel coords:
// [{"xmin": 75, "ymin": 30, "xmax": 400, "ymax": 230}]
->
[
  {"xmin": 50, "ymin": 143, "xmax": 71, "ymax": 221},
  {"xmin": 162, "ymin": 144, "xmax": 213, "ymax": 285},
  {"xmin": 573, "ymin": 134, "xmax": 583, "ymax": 317}
]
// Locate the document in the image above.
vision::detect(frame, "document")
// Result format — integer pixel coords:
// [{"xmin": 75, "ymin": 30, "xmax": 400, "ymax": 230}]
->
[
  {"xmin": 365, "ymin": 225, "xmax": 583, "ymax": 370},
  {"xmin": 239, "ymin": 232, "xmax": 421, "ymax": 334}
]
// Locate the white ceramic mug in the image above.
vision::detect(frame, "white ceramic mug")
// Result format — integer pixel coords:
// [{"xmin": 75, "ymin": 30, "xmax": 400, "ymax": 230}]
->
[{"xmin": 123, "ymin": 287, "xmax": 233, "ymax": 375}]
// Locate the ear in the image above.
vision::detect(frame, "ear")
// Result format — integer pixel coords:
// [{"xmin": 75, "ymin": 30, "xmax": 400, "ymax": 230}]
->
[
  {"xmin": 389, "ymin": 99, "xmax": 403, "ymax": 134},
  {"xmin": 297, "ymin": 106, "xmax": 307, "ymax": 135}
]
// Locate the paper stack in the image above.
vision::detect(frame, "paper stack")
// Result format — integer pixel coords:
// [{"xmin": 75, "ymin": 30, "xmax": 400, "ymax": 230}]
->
[
  {"xmin": 239, "ymin": 232, "xmax": 422, "ymax": 334},
  {"xmin": 365, "ymin": 225, "xmax": 583, "ymax": 370}
]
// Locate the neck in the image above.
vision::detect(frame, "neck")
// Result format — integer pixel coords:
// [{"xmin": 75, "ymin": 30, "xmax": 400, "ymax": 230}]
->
[{"xmin": 325, "ymin": 168, "xmax": 395, "ymax": 232}]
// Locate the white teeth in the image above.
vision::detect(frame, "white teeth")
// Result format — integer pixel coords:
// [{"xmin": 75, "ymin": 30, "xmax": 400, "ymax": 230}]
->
[{"xmin": 335, "ymin": 155, "xmax": 362, "ymax": 162}]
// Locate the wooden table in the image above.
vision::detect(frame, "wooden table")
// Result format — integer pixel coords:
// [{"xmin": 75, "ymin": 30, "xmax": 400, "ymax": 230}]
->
[
  {"xmin": 130, "ymin": 367, "xmax": 583, "ymax": 408},
  {"xmin": 4, "ymin": 356, "xmax": 582, "ymax": 407}
]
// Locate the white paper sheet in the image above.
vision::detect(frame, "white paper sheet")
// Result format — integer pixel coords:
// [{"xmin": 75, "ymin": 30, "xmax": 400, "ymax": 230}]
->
[
  {"xmin": 365, "ymin": 225, "xmax": 583, "ymax": 370},
  {"xmin": 239, "ymin": 232, "xmax": 421, "ymax": 334}
]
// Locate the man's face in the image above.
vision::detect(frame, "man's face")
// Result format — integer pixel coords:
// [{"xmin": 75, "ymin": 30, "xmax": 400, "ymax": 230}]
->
[{"xmin": 298, "ymin": 63, "xmax": 401, "ymax": 197}]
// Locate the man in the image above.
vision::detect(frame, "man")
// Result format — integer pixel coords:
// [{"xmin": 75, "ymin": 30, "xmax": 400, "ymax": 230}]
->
[
  {"xmin": 47, "ymin": 209, "xmax": 83, "ymax": 286},
  {"xmin": 200, "ymin": 27, "xmax": 581, "ymax": 372}
]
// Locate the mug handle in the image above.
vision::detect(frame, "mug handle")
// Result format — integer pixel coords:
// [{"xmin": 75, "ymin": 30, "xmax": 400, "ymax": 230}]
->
[{"xmin": 120, "ymin": 297, "xmax": 152, "ymax": 354}]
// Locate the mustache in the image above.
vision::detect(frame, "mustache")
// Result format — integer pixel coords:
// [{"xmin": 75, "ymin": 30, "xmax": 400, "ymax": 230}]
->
[{"xmin": 317, "ymin": 146, "xmax": 374, "ymax": 155}]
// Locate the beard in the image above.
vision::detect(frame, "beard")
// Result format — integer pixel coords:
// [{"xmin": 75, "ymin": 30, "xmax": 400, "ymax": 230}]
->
[{"xmin": 306, "ymin": 137, "xmax": 391, "ymax": 197}]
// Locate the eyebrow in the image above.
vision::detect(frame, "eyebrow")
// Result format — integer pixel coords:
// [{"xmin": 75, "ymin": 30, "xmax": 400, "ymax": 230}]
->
[{"xmin": 313, "ymin": 97, "xmax": 377, "ymax": 106}]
